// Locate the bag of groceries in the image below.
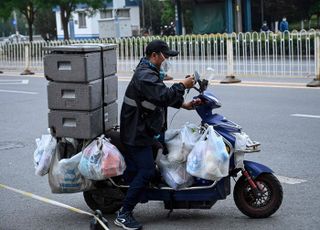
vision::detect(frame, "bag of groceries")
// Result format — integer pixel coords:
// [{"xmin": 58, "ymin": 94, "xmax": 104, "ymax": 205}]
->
[
  {"xmin": 78, "ymin": 135, "xmax": 126, "ymax": 180},
  {"xmin": 187, "ymin": 126, "xmax": 229, "ymax": 181}
]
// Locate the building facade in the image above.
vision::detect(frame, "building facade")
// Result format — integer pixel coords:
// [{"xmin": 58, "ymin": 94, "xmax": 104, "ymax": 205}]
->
[{"xmin": 54, "ymin": 0, "xmax": 140, "ymax": 40}]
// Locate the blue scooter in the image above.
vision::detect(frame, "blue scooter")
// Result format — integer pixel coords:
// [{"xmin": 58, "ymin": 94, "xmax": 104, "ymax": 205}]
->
[{"xmin": 83, "ymin": 71, "xmax": 283, "ymax": 218}]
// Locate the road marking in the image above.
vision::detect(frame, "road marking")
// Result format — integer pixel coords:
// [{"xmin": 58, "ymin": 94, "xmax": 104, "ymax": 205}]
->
[
  {"xmin": 0, "ymin": 79, "xmax": 29, "ymax": 85},
  {"xmin": 291, "ymin": 114, "xmax": 320, "ymax": 119},
  {"xmin": 275, "ymin": 175, "xmax": 307, "ymax": 184},
  {"xmin": 0, "ymin": 183, "xmax": 109, "ymax": 230},
  {"xmin": 0, "ymin": 89, "xmax": 38, "ymax": 95}
]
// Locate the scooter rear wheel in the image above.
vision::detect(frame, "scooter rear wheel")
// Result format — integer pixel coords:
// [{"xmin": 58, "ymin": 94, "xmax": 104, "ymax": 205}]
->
[
  {"xmin": 83, "ymin": 187, "xmax": 124, "ymax": 214},
  {"xmin": 234, "ymin": 173, "xmax": 283, "ymax": 218}
]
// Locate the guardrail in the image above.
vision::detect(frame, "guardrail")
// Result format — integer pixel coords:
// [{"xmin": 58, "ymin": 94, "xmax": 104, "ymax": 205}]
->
[{"xmin": 0, "ymin": 30, "xmax": 318, "ymax": 78}]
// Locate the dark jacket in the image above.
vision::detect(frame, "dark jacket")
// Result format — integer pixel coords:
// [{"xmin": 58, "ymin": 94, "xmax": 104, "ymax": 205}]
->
[
  {"xmin": 279, "ymin": 20, "xmax": 288, "ymax": 32},
  {"xmin": 120, "ymin": 58, "xmax": 186, "ymax": 146}
]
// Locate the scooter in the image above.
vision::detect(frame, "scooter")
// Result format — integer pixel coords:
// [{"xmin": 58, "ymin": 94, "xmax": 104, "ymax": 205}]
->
[{"xmin": 83, "ymin": 71, "xmax": 283, "ymax": 218}]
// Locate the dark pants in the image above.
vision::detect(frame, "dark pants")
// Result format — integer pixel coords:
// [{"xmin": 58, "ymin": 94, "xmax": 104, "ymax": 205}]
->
[{"xmin": 122, "ymin": 145, "xmax": 155, "ymax": 212}]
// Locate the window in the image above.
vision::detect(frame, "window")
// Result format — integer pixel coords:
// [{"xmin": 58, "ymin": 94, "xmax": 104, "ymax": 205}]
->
[
  {"xmin": 78, "ymin": 12, "xmax": 86, "ymax": 28},
  {"xmin": 100, "ymin": 9, "xmax": 113, "ymax": 19},
  {"xmin": 117, "ymin": 9, "xmax": 130, "ymax": 18}
]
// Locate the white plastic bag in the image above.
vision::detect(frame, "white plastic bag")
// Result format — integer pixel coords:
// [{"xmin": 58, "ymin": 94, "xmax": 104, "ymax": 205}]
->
[
  {"xmin": 166, "ymin": 123, "xmax": 201, "ymax": 163},
  {"xmin": 48, "ymin": 150, "xmax": 93, "ymax": 193},
  {"xmin": 33, "ymin": 134, "xmax": 57, "ymax": 176},
  {"xmin": 156, "ymin": 152, "xmax": 194, "ymax": 190},
  {"xmin": 187, "ymin": 126, "xmax": 230, "ymax": 181},
  {"xmin": 78, "ymin": 135, "xmax": 126, "ymax": 180}
]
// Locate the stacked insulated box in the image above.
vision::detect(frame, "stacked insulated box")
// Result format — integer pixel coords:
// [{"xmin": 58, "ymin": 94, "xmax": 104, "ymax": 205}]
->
[{"xmin": 44, "ymin": 44, "xmax": 118, "ymax": 139}]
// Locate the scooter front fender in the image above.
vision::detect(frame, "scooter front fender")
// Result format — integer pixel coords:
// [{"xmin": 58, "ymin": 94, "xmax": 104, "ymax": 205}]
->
[{"xmin": 243, "ymin": 160, "xmax": 273, "ymax": 179}]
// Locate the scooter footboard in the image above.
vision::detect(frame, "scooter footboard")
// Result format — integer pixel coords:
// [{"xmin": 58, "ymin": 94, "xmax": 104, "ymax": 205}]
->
[{"xmin": 244, "ymin": 160, "xmax": 273, "ymax": 179}]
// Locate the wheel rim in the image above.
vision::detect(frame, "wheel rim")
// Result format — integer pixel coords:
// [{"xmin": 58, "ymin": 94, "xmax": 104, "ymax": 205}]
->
[{"xmin": 244, "ymin": 181, "xmax": 272, "ymax": 208}]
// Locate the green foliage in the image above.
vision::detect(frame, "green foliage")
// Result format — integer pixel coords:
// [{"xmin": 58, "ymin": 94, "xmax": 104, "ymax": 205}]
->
[
  {"xmin": 0, "ymin": 11, "xmax": 27, "ymax": 37},
  {"xmin": 34, "ymin": 7, "xmax": 57, "ymax": 40},
  {"xmin": 251, "ymin": 0, "xmax": 318, "ymax": 31},
  {"xmin": 309, "ymin": 0, "xmax": 320, "ymax": 15},
  {"xmin": 0, "ymin": 0, "xmax": 46, "ymax": 41},
  {"xmin": 161, "ymin": 0, "xmax": 174, "ymax": 26}
]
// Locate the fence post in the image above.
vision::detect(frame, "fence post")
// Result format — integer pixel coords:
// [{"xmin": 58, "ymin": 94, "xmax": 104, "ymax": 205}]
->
[
  {"xmin": 307, "ymin": 34, "xmax": 320, "ymax": 87},
  {"xmin": 221, "ymin": 34, "xmax": 241, "ymax": 83},
  {"xmin": 20, "ymin": 43, "xmax": 34, "ymax": 75},
  {"xmin": 0, "ymin": 47, "xmax": 2, "ymax": 73}
]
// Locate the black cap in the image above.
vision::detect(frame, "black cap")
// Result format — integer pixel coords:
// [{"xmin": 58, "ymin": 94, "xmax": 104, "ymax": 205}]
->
[{"xmin": 145, "ymin": 40, "xmax": 179, "ymax": 57}]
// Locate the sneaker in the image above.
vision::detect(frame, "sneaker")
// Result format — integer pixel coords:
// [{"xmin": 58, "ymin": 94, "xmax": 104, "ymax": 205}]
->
[{"xmin": 114, "ymin": 210, "xmax": 142, "ymax": 230}]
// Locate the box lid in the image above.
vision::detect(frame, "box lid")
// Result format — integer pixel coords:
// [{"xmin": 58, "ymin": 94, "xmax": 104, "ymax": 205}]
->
[{"xmin": 44, "ymin": 43, "xmax": 117, "ymax": 53}]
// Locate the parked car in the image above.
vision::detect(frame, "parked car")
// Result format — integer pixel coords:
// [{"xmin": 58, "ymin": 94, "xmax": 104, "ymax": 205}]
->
[{"xmin": 3, "ymin": 34, "xmax": 27, "ymax": 44}]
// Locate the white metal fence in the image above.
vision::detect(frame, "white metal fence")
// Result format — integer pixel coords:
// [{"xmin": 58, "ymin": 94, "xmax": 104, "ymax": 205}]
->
[{"xmin": 0, "ymin": 30, "xmax": 318, "ymax": 78}]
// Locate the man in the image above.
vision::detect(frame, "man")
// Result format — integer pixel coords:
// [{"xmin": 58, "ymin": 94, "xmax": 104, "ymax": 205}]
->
[
  {"xmin": 116, "ymin": 40, "xmax": 198, "ymax": 230},
  {"xmin": 279, "ymin": 17, "xmax": 289, "ymax": 32},
  {"xmin": 260, "ymin": 21, "xmax": 269, "ymax": 32}
]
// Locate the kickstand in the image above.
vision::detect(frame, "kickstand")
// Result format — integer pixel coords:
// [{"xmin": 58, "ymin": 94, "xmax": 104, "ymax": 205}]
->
[{"xmin": 167, "ymin": 209, "xmax": 173, "ymax": 218}]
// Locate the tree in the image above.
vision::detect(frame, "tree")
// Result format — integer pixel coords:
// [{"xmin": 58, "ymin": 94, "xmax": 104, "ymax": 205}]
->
[
  {"xmin": 0, "ymin": 0, "xmax": 43, "ymax": 41},
  {"xmin": 251, "ymin": 0, "xmax": 317, "ymax": 31},
  {"xmin": 161, "ymin": 0, "xmax": 175, "ymax": 27},
  {"xmin": 34, "ymin": 8, "xmax": 57, "ymax": 40},
  {"xmin": 309, "ymin": 0, "xmax": 320, "ymax": 28},
  {"xmin": 0, "ymin": 11, "xmax": 28, "ymax": 37},
  {"xmin": 137, "ymin": 0, "xmax": 163, "ymax": 35},
  {"xmin": 46, "ymin": 0, "xmax": 108, "ymax": 40}
]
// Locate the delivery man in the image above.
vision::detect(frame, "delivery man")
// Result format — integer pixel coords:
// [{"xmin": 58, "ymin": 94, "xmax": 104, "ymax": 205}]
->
[{"xmin": 116, "ymin": 40, "xmax": 199, "ymax": 230}]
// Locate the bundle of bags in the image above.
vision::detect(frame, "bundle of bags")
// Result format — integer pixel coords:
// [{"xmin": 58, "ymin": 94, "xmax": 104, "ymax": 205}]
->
[
  {"xmin": 34, "ymin": 122, "xmax": 231, "ymax": 192},
  {"xmin": 33, "ymin": 134, "xmax": 126, "ymax": 193},
  {"xmin": 157, "ymin": 123, "xmax": 230, "ymax": 190}
]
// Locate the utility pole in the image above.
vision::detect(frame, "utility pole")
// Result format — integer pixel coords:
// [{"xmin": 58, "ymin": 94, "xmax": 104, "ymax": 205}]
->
[
  {"xmin": 148, "ymin": 1, "xmax": 152, "ymax": 34},
  {"xmin": 236, "ymin": 0, "xmax": 242, "ymax": 33},
  {"xmin": 13, "ymin": 10, "xmax": 19, "ymax": 35}
]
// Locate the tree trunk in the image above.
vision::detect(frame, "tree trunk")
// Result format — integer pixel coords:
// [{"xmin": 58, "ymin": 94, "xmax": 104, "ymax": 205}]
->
[
  {"xmin": 28, "ymin": 20, "xmax": 33, "ymax": 42},
  {"xmin": 318, "ymin": 13, "xmax": 320, "ymax": 29},
  {"xmin": 60, "ymin": 6, "xmax": 70, "ymax": 40},
  {"xmin": 21, "ymin": 4, "xmax": 35, "ymax": 42}
]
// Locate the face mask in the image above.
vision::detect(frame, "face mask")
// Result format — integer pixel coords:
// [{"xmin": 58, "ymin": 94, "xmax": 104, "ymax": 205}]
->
[
  {"xmin": 161, "ymin": 59, "xmax": 170, "ymax": 72},
  {"xmin": 160, "ymin": 52, "xmax": 171, "ymax": 80}
]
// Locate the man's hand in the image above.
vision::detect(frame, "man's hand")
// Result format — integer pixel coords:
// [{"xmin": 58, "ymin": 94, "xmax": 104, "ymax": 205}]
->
[
  {"xmin": 180, "ymin": 75, "xmax": 195, "ymax": 89},
  {"xmin": 182, "ymin": 98, "xmax": 202, "ymax": 110}
]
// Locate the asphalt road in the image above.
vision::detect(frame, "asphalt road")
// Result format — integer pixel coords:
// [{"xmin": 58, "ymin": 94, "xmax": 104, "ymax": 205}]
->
[{"xmin": 0, "ymin": 74, "xmax": 319, "ymax": 230}]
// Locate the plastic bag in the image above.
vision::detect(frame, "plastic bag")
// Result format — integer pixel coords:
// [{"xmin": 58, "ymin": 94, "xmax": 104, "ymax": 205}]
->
[
  {"xmin": 187, "ymin": 126, "xmax": 229, "ymax": 181},
  {"xmin": 156, "ymin": 152, "xmax": 194, "ymax": 190},
  {"xmin": 48, "ymin": 149, "xmax": 93, "ymax": 193},
  {"xmin": 166, "ymin": 123, "xmax": 201, "ymax": 163},
  {"xmin": 78, "ymin": 135, "xmax": 126, "ymax": 180},
  {"xmin": 33, "ymin": 134, "xmax": 57, "ymax": 176}
]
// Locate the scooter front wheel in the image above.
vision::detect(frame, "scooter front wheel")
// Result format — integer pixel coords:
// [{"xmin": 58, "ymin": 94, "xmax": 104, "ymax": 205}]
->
[{"xmin": 233, "ymin": 173, "xmax": 283, "ymax": 218}]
